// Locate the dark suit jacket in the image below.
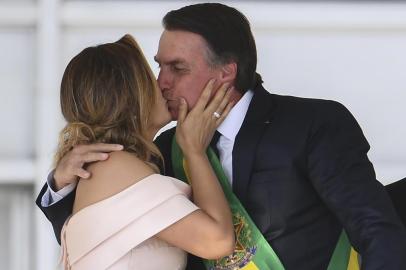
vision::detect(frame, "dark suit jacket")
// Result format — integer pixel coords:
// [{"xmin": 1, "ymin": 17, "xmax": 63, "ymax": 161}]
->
[
  {"xmin": 386, "ymin": 177, "xmax": 406, "ymax": 226},
  {"xmin": 155, "ymin": 84, "xmax": 406, "ymax": 270},
  {"xmin": 36, "ymin": 84, "xmax": 406, "ymax": 270}
]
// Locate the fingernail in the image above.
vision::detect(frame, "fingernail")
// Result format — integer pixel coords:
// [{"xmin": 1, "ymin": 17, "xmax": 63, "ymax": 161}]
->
[
  {"xmin": 116, "ymin": 145, "xmax": 124, "ymax": 150},
  {"xmin": 84, "ymin": 172, "xmax": 90, "ymax": 178},
  {"xmin": 102, "ymin": 153, "xmax": 109, "ymax": 159}
]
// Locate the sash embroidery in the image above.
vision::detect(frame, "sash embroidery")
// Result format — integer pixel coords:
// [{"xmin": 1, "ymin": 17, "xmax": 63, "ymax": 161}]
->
[
  {"xmin": 172, "ymin": 139, "xmax": 284, "ymax": 270},
  {"xmin": 171, "ymin": 137, "xmax": 360, "ymax": 270}
]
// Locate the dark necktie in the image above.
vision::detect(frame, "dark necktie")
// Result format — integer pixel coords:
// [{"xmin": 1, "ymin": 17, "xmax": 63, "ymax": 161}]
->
[{"xmin": 209, "ymin": 130, "xmax": 221, "ymax": 157}]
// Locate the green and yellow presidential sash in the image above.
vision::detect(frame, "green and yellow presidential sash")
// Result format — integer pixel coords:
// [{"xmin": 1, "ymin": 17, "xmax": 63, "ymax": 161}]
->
[
  {"xmin": 171, "ymin": 138, "xmax": 360, "ymax": 270},
  {"xmin": 328, "ymin": 232, "xmax": 360, "ymax": 270}
]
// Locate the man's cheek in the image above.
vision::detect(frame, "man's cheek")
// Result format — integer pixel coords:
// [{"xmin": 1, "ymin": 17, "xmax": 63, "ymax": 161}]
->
[{"xmin": 183, "ymin": 94, "xmax": 200, "ymax": 110}]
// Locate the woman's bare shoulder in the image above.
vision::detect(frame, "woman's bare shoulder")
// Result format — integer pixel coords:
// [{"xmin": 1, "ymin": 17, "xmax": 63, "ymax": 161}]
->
[
  {"xmin": 73, "ymin": 151, "xmax": 155, "ymax": 213},
  {"xmin": 88, "ymin": 151, "xmax": 154, "ymax": 182}
]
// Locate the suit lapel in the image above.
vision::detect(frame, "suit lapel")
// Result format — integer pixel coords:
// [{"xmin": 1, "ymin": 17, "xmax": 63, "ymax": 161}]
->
[{"xmin": 233, "ymin": 85, "xmax": 274, "ymax": 206}]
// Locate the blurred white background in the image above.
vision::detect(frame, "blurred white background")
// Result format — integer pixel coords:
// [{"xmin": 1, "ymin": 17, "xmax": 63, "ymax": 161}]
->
[{"xmin": 0, "ymin": 1, "xmax": 405, "ymax": 269}]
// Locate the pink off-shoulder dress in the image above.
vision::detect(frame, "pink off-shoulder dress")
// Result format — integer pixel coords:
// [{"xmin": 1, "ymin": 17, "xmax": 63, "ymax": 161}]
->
[{"xmin": 60, "ymin": 174, "xmax": 199, "ymax": 270}]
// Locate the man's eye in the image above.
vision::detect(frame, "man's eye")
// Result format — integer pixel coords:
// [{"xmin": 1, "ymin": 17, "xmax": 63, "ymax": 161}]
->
[{"xmin": 173, "ymin": 66, "xmax": 184, "ymax": 71}]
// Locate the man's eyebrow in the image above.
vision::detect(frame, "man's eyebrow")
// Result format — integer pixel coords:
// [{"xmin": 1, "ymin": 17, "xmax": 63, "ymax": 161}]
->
[{"xmin": 154, "ymin": 56, "xmax": 187, "ymax": 66}]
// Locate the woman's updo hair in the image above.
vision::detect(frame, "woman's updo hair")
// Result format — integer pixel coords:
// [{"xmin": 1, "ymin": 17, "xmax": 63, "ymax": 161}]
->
[{"xmin": 55, "ymin": 34, "xmax": 162, "ymax": 172}]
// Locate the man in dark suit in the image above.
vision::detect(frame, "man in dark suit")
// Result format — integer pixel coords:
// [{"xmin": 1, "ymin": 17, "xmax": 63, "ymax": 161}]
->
[{"xmin": 36, "ymin": 3, "xmax": 406, "ymax": 269}]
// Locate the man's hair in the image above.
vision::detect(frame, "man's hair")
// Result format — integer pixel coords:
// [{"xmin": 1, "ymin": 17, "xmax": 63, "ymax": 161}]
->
[{"xmin": 163, "ymin": 3, "xmax": 262, "ymax": 93}]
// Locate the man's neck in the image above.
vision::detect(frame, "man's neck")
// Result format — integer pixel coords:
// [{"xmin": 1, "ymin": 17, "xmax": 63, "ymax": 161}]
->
[{"xmin": 229, "ymin": 88, "xmax": 243, "ymax": 104}]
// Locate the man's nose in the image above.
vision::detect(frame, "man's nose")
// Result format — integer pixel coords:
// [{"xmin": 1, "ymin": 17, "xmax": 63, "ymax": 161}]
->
[{"xmin": 157, "ymin": 70, "xmax": 171, "ymax": 93}]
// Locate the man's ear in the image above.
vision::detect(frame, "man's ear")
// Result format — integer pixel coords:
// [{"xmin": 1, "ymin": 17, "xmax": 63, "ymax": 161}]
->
[{"xmin": 219, "ymin": 62, "xmax": 237, "ymax": 84}]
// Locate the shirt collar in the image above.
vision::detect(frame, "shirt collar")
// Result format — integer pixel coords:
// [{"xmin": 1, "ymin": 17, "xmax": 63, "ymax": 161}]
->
[{"xmin": 217, "ymin": 90, "xmax": 254, "ymax": 141}]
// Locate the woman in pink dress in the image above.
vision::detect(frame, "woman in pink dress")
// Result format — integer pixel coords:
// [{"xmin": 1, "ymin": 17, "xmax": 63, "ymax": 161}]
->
[{"xmin": 55, "ymin": 34, "xmax": 235, "ymax": 269}]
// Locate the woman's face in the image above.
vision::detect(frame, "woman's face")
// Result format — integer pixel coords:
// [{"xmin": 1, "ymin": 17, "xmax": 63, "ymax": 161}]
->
[{"xmin": 149, "ymin": 84, "xmax": 172, "ymax": 132}]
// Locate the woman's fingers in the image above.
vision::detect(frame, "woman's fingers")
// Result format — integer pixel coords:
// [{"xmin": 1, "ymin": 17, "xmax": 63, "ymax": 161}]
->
[
  {"xmin": 193, "ymin": 79, "xmax": 216, "ymax": 113},
  {"xmin": 213, "ymin": 86, "xmax": 233, "ymax": 117},
  {"xmin": 177, "ymin": 98, "xmax": 188, "ymax": 124},
  {"xmin": 82, "ymin": 152, "xmax": 109, "ymax": 163},
  {"xmin": 181, "ymin": 79, "xmax": 235, "ymax": 130},
  {"xmin": 72, "ymin": 143, "xmax": 123, "ymax": 154},
  {"xmin": 216, "ymin": 100, "xmax": 234, "ymax": 126},
  {"xmin": 205, "ymin": 83, "xmax": 230, "ymax": 114},
  {"xmin": 75, "ymin": 168, "xmax": 91, "ymax": 179},
  {"xmin": 174, "ymin": 80, "xmax": 236, "ymax": 155},
  {"xmin": 191, "ymin": 79, "xmax": 233, "ymax": 120}
]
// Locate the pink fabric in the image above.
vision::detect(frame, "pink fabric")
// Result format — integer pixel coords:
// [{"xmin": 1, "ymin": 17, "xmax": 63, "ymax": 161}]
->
[{"xmin": 60, "ymin": 174, "xmax": 198, "ymax": 270}]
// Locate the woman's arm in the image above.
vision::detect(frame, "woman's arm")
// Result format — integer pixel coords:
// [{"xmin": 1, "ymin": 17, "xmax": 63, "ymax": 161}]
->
[{"xmin": 157, "ymin": 80, "xmax": 236, "ymax": 259}]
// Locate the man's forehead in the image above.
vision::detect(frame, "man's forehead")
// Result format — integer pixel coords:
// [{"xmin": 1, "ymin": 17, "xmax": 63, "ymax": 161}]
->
[
  {"xmin": 155, "ymin": 38, "xmax": 190, "ymax": 65},
  {"xmin": 158, "ymin": 30, "xmax": 207, "ymax": 53}
]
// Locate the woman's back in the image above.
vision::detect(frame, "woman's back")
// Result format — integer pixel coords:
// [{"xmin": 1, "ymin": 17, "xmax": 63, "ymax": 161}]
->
[
  {"xmin": 62, "ymin": 151, "xmax": 197, "ymax": 269},
  {"xmin": 73, "ymin": 151, "xmax": 154, "ymax": 214}
]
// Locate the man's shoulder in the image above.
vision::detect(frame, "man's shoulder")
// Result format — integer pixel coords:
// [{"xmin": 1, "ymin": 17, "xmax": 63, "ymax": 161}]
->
[
  {"xmin": 271, "ymin": 92, "xmax": 342, "ymax": 107},
  {"xmin": 268, "ymin": 93, "xmax": 360, "ymax": 136},
  {"xmin": 268, "ymin": 92, "xmax": 349, "ymax": 117},
  {"xmin": 254, "ymin": 85, "xmax": 346, "ymax": 113}
]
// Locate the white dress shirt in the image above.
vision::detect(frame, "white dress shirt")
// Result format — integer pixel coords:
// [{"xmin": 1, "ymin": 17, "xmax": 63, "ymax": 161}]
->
[
  {"xmin": 41, "ymin": 171, "xmax": 76, "ymax": 207},
  {"xmin": 216, "ymin": 90, "xmax": 253, "ymax": 185},
  {"xmin": 42, "ymin": 90, "xmax": 254, "ymax": 206}
]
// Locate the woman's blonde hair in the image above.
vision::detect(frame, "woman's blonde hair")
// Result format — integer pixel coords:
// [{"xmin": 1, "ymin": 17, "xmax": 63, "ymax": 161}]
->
[{"xmin": 54, "ymin": 34, "xmax": 162, "ymax": 172}]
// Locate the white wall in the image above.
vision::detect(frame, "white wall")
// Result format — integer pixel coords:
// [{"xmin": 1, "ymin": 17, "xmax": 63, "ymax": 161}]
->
[{"xmin": 0, "ymin": 1, "xmax": 405, "ymax": 269}]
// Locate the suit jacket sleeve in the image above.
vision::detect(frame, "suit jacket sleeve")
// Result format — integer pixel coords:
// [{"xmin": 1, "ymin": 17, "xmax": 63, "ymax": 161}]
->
[
  {"xmin": 35, "ymin": 176, "xmax": 76, "ymax": 245},
  {"xmin": 306, "ymin": 101, "xmax": 406, "ymax": 269},
  {"xmin": 386, "ymin": 177, "xmax": 406, "ymax": 226}
]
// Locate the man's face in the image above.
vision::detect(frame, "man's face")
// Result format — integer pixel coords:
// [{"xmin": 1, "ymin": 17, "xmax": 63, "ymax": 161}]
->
[{"xmin": 155, "ymin": 30, "xmax": 220, "ymax": 119}]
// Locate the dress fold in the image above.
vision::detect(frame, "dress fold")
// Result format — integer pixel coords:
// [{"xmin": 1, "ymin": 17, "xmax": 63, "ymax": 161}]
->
[{"xmin": 61, "ymin": 174, "xmax": 198, "ymax": 270}]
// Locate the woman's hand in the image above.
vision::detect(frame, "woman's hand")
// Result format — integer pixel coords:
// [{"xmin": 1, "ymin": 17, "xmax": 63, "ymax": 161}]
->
[
  {"xmin": 161, "ymin": 80, "xmax": 236, "ymax": 257},
  {"xmin": 53, "ymin": 143, "xmax": 123, "ymax": 190},
  {"xmin": 175, "ymin": 79, "xmax": 234, "ymax": 158}
]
